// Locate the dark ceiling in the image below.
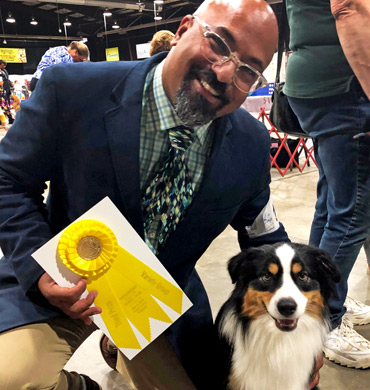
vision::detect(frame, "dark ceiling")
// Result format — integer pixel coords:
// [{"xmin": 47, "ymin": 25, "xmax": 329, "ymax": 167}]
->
[
  {"xmin": 0, "ymin": 1, "xmax": 282, "ymax": 42},
  {"xmin": 0, "ymin": 0, "xmax": 282, "ymax": 72},
  {"xmin": 0, "ymin": 1, "xmax": 204, "ymax": 41}
]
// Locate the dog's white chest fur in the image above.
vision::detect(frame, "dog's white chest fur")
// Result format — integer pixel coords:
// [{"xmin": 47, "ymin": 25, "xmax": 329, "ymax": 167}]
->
[{"xmin": 221, "ymin": 312, "xmax": 327, "ymax": 390}]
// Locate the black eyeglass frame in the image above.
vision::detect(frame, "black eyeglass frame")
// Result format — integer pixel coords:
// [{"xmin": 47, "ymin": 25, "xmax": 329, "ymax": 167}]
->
[{"xmin": 193, "ymin": 15, "xmax": 269, "ymax": 94}]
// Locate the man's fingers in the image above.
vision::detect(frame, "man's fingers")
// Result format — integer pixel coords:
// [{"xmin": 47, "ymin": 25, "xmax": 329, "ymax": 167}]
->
[
  {"xmin": 59, "ymin": 278, "xmax": 88, "ymax": 301},
  {"xmin": 38, "ymin": 273, "xmax": 102, "ymax": 322},
  {"xmin": 52, "ymin": 279, "xmax": 88, "ymax": 302},
  {"xmin": 309, "ymin": 353, "xmax": 324, "ymax": 389},
  {"xmin": 62, "ymin": 290, "xmax": 101, "ymax": 318},
  {"xmin": 64, "ymin": 304, "xmax": 102, "ymax": 319}
]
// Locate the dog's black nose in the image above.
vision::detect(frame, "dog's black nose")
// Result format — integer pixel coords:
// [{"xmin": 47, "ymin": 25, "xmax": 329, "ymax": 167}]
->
[{"xmin": 277, "ymin": 298, "xmax": 297, "ymax": 317}]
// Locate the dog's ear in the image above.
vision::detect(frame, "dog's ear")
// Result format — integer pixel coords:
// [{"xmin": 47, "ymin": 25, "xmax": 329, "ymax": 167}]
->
[
  {"xmin": 228, "ymin": 252, "xmax": 246, "ymax": 284},
  {"xmin": 227, "ymin": 248, "xmax": 261, "ymax": 284},
  {"xmin": 310, "ymin": 247, "xmax": 341, "ymax": 284},
  {"xmin": 315, "ymin": 249, "xmax": 341, "ymax": 301},
  {"xmin": 296, "ymin": 244, "xmax": 341, "ymax": 301}
]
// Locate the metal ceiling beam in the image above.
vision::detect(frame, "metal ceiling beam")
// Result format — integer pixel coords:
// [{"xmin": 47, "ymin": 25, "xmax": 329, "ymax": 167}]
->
[
  {"xmin": 10, "ymin": 0, "xmax": 145, "ymax": 11},
  {"xmin": 97, "ymin": 16, "xmax": 183, "ymax": 37},
  {"xmin": 0, "ymin": 33, "xmax": 81, "ymax": 40}
]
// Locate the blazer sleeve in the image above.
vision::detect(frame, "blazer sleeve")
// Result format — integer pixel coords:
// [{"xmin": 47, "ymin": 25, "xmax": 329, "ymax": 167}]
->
[
  {"xmin": 230, "ymin": 134, "xmax": 290, "ymax": 249},
  {"xmin": 0, "ymin": 66, "xmax": 60, "ymax": 295}
]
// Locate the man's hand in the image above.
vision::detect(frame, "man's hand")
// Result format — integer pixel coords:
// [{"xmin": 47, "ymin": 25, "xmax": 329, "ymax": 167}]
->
[
  {"xmin": 309, "ymin": 352, "xmax": 324, "ymax": 389},
  {"xmin": 38, "ymin": 273, "xmax": 102, "ymax": 325}
]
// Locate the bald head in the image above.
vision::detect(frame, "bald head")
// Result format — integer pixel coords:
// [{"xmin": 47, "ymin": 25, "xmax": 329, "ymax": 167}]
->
[
  {"xmin": 196, "ymin": 0, "xmax": 273, "ymax": 16},
  {"xmin": 194, "ymin": 0, "xmax": 278, "ymax": 67}
]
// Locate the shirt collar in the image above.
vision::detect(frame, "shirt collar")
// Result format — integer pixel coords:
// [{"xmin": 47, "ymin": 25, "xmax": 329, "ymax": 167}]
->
[{"xmin": 152, "ymin": 60, "xmax": 211, "ymax": 145}]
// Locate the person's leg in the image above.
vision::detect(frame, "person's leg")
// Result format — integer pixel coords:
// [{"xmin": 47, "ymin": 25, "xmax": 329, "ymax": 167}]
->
[
  {"xmin": 289, "ymin": 85, "xmax": 370, "ymax": 327},
  {"xmin": 314, "ymin": 132, "xmax": 370, "ymax": 326},
  {"xmin": 308, "ymin": 139, "xmax": 328, "ymax": 247},
  {"xmin": 0, "ymin": 317, "xmax": 98, "ymax": 390},
  {"xmin": 116, "ymin": 334, "xmax": 196, "ymax": 390},
  {"xmin": 29, "ymin": 77, "xmax": 38, "ymax": 92},
  {"xmin": 5, "ymin": 91, "xmax": 11, "ymax": 107},
  {"xmin": 102, "ymin": 270, "xmax": 221, "ymax": 390},
  {"xmin": 288, "ymin": 85, "xmax": 370, "ymax": 368}
]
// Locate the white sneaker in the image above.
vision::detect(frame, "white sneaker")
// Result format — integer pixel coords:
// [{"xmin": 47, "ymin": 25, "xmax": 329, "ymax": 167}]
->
[
  {"xmin": 323, "ymin": 317, "xmax": 370, "ymax": 368},
  {"xmin": 344, "ymin": 296, "xmax": 370, "ymax": 325}
]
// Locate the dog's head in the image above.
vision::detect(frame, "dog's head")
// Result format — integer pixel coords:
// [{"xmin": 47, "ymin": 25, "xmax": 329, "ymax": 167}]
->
[{"xmin": 227, "ymin": 243, "xmax": 340, "ymax": 332}]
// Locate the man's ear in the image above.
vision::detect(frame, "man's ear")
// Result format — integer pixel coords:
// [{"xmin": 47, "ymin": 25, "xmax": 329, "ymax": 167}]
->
[{"xmin": 171, "ymin": 14, "xmax": 194, "ymax": 48}]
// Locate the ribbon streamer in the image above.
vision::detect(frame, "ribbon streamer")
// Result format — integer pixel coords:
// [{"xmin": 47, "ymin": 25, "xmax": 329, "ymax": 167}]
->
[{"xmin": 58, "ymin": 219, "xmax": 184, "ymax": 350}]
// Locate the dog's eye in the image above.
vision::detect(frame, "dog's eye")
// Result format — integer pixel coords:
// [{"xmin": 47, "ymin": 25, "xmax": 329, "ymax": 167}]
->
[
  {"xmin": 261, "ymin": 273, "xmax": 271, "ymax": 282},
  {"xmin": 298, "ymin": 272, "xmax": 309, "ymax": 282}
]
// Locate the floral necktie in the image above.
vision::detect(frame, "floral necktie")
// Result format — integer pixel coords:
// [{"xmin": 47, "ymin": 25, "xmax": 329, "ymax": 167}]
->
[{"xmin": 142, "ymin": 126, "xmax": 195, "ymax": 248}]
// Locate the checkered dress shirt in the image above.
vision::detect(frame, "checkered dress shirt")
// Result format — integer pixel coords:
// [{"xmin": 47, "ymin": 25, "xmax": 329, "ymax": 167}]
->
[{"xmin": 140, "ymin": 60, "xmax": 213, "ymax": 252}]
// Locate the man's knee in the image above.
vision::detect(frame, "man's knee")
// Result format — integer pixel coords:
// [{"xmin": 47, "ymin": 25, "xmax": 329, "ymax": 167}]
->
[
  {"xmin": 0, "ymin": 323, "xmax": 72, "ymax": 390},
  {"xmin": 0, "ymin": 357, "xmax": 61, "ymax": 390}
]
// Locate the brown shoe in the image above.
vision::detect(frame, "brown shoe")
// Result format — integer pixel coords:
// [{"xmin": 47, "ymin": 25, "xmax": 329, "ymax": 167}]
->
[
  {"xmin": 99, "ymin": 334, "xmax": 118, "ymax": 370},
  {"xmin": 68, "ymin": 372, "xmax": 102, "ymax": 390},
  {"xmin": 80, "ymin": 374, "xmax": 102, "ymax": 390}
]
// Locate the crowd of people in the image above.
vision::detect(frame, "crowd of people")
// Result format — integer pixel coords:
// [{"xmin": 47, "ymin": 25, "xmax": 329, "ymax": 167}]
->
[
  {"xmin": 0, "ymin": 0, "xmax": 369, "ymax": 389},
  {"xmin": 0, "ymin": 41, "xmax": 89, "ymax": 130}
]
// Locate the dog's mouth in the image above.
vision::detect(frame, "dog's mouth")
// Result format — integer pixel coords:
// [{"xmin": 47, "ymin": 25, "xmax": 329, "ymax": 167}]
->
[{"xmin": 274, "ymin": 318, "xmax": 298, "ymax": 332}]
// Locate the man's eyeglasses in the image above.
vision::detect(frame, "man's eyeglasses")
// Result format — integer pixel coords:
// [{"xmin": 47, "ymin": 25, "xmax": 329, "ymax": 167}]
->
[{"xmin": 193, "ymin": 15, "xmax": 269, "ymax": 94}]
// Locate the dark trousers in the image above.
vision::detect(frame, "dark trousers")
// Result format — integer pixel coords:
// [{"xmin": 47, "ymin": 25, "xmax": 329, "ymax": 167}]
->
[
  {"xmin": 30, "ymin": 77, "xmax": 38, "ymax": 92},
  {"xmin": 288, "ymin": 80, "xmax": 370, "ymax": 328}
]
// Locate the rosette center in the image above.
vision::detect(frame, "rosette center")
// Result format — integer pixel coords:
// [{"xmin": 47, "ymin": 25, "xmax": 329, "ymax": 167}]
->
[{"xmin": 77, "ymin": 236, "xmax": 102, "ymax": 260}]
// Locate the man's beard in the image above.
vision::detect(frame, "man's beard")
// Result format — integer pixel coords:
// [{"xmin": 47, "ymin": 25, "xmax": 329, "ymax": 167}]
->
[{"xmin": 173, "ymin": 68, "xmax": 229, "ymax": 128}]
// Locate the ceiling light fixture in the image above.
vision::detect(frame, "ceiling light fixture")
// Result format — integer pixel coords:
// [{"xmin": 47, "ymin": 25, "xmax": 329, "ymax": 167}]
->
[
  {"xmin": 153, "ymin": 1, "xmax": 163, "ymax": 22},
  {"xmin": 112, "ymin": 21, "xmax": 120, "ymax": 29},
  {"xmin": 6, "ymin": 13, "xmax": 16, "ymax": 23},
  {"xmin": 63, "ymin": 17, "xmax": 71, "ymax": 27},
  {"xmin": 103, "ymin": 8, "xmax": 112, "ymax": 17},
  {"xmin": 30, "ymin": 17, "xmax": 38, "ymax": 26},
  {"xmin": 137, "ymin": 1, "xmax": 145, "ymax": 13},
  {"xmin": 56, "ymin": 0, "xmax": 62, "ymax": 33}
]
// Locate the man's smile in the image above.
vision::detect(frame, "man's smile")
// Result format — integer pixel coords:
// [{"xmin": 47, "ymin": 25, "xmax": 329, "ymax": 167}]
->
[{"xmin": 200, "ymin": 79, "xmax": 220, "ymax": 97}]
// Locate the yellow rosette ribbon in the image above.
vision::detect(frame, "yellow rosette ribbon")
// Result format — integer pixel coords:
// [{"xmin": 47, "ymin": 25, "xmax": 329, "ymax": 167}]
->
[{"xmin": 58, "ymin": 220, "xmax": 184, "ymax": 350}]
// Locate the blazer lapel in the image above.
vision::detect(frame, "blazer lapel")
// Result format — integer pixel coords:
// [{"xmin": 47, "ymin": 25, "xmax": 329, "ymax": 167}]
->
[
  {"xmin": 103, "ymin": 54, "xmax": 167, "ymax": 236},
  {"xmin": 195, "ymin": 115, "xmax": 234, "ymax": 201}
]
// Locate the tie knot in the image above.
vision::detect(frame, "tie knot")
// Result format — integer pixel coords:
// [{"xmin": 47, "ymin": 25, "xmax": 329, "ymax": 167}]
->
[{"xmin": 168, "ymin": 126, "xmax": 195, "ymax": 151}]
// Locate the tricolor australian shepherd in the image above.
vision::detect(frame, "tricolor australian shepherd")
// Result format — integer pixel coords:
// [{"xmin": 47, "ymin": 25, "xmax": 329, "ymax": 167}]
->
[{"xmin": 216, "ymin": 242, "xmax": 340, "ymax": 390}]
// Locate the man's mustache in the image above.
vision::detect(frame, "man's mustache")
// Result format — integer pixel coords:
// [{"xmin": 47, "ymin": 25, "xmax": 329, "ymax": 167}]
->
[{"xmin": 192, "ymin": 68, "xmax": 230, "ymax": 106}]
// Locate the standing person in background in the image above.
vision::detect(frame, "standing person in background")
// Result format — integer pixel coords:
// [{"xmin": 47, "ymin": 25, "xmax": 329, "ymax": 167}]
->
[
  {"xmin": 29, "ymin": 41, "xmax": 89, "ymax": 92},
  {"xmin": 0, "ymin": 60, "xmax": 12, "ymax": 107},
  {"xmin": 284, "ymin": 0, "xmax": 370, "ymax": 369},
  {"xmin": 149, "ymin": 30, "xmax": 175, "ymax": 56}
]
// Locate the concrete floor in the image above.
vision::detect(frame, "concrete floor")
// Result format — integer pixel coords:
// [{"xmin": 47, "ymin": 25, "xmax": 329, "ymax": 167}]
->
[
  {"xmin": 2, "ymin": 123, "xmax": 369, "ymax": 388},
  {"xmin": 63, "ymin": 165, "xmax": 370, "ymax": 389}
]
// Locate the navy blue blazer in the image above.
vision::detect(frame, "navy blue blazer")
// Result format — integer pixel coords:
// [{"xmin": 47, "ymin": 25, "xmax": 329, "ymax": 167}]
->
[{"xmin": 0, "ymin": 53, "xmax": 288, "ymax": 388}]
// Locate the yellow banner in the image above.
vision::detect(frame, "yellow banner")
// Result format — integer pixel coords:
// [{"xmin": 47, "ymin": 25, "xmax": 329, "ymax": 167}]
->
[
  {"xmin": 106, "ymin": 47, "xmax": 119, "ymax": 62},
  {"xmin": 0, "ymin": 48, "xmax": 27, "ymax": 63},
  {"xmin": 58, "ymin": 219, "xmax": 184, "ymax": 350}
]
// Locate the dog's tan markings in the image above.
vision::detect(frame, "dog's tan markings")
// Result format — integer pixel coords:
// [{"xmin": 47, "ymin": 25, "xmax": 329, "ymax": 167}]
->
[
  {"xmin": 292, "ymin": 262, "xmax": 302, "ymax": 274},
  {"xmin": 304, "ymin": 290, "xmax": 324, "ymax": 318},
  {"xmin": 268, "ymin": 263, "xmax": 279, "ymax": 275},
  {"xmin": 241, "ymin": 288, "xmax": 273, "ymax": 318}
]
